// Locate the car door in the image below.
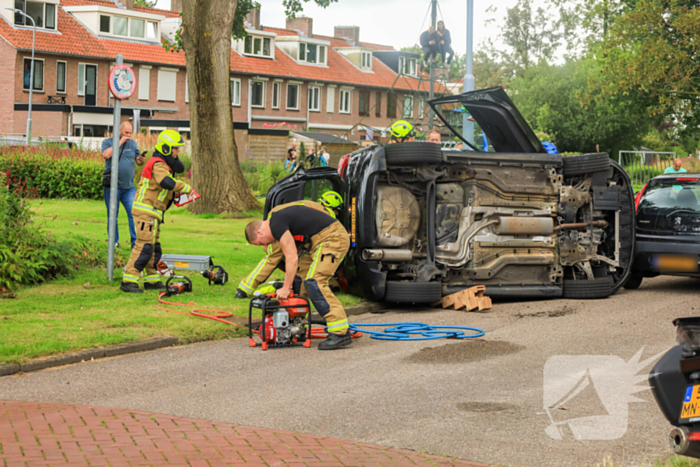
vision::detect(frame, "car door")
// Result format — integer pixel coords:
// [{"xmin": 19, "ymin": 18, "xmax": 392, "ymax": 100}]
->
[{"xmin": 263, "ymin": 167, "xmax": 343, "ymax": 220}]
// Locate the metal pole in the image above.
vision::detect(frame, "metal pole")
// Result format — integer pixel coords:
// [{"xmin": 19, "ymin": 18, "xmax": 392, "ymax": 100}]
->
[
  {"xmin": 428, "ymin": 0, "xmax": 437, "ymax": 129},
  {"xmin": 463, "ymin": 0, "xmax": 475, "ymax": 146},
  {"xmin": 107, "ymin": 54, "xmax": 123, "ymax": 281}
]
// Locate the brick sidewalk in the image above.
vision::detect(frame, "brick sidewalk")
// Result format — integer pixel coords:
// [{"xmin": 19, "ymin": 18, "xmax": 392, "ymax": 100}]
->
[{"xmin": 0, "ymin": 400, "xmax": 493, "ymax": 466}]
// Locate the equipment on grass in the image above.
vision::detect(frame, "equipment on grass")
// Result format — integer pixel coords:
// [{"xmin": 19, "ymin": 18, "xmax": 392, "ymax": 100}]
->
[
  {"xmin": 159, "ymin": 254, "xmax": 213, "ymax": 272},
  {"xmin": 165, "ymin": 276, "xmax": 193, "ymax": 297},
  {"xmin": 202, "ymin": 265, "xmax": 228, "ymax": 286},
  {"xmin": 248, "ymin": 294, "xmax": 312, "ymax": 350}
]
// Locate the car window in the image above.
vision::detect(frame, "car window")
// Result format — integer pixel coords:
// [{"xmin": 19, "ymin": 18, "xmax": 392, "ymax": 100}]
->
[
  {"xmin": 639, "ymin": 179, "xmax": 700, "ymax": 213},
  {"xmin": 303, "ymin": 178, "xmax": 334, "ymax": 204}
]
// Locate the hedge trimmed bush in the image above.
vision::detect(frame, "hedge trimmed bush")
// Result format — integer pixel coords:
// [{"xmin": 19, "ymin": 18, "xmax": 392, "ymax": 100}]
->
[{"xmin": 0, "ymin": 146, "xmax": 103, "ymax": 200}]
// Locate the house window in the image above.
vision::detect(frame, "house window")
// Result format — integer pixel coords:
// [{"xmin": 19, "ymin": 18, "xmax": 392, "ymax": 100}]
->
[
  {"xmin": 339, "ymin": 89, "xmax": 351, "ymax": 114},
  {"xmin": 251, "ymin": 81, "xmax": 265, "ymax": 108},
  {"xmin": 387, "ymin": 92, "xmax": 397, "ymax": 118},
  {"xmin": 403, "ymin": 96, "xmax": 413, "ymax": 119},
  {"xmin": 308, "ymin": 86, "xmax": 320, "ymax": 112},
  {"xmin": 138, "ymin": 66, "xmax": 150, "ymax": 100},
  {"xmin": 146, "ymin": 22, "xmax": 158, "ymax": 39},
  {"xmin": 419, "ymin": 99, "xmax": 424, "ymax": 119},
  {"xmin": 299, "ymin": 43, "xmax": 327, "ymax": 65},
  {"xmin": 361, "ymin": 51, "xmax": 372, "ymax": 69},
  {"xmin": 358, "ymin": 91, "xmax": 370, "ymax": 117},
  {"xmin": 99, "ymin": 15, "xmax": 110, "ymax": 33},
  {"xmin": 375, "ymin": 92, "xmax": 381, "ymax": 117},
  {"xmin": 113, "ymin": 16, "xmax": 127, "ymax": 36},
  {"xmin": 78, "ymin": 63, "xmax": 84, "ymax": 95},
  {"xmin": 326, "ymin": 86, "xmax": 335, "ymax": 113},
  {"xmin": 185, "ymin": 74, "xmax": 188, "ymax": 103},
  {"xmin": 272, "ymin": 82, "xmax": 281, "ymax": 109},
  {"xmin": 230, "ymin": 78, "xmax": 241, "ymax": 106},
  {"xmin": 14, "ymin": 1, "xmax": 55, "ymax": 29},
  {"xmin": 157, "ymin": 67, "xmax": 178, "ymax": 102},
  {"xmin": 244, "ymin": 35, "xmax": 273, "ymax": 58},
  {"xmin": 23, "ymin": 58, "xmax": 43, "ymax": 92},
  {"xmin": 130, "ymin": 19, "xmax": 144, "ymax": 38},
  {"xmin": 56, "ymin": 61, "xmax": 66, "ymax": 93},
  {"xmin": 286, "ymin": 83, "xmax": 299, "ymax": 110},
  {"xmin": 398, "ymin": 57, "xmax": 417, "ymax": 76}
]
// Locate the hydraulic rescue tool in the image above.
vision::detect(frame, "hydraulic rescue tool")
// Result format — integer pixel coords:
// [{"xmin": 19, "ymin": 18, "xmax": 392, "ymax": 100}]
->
[
  {"xmin": 201, "ymin": 265, "xmax": 228, "ymax": 286},
  {"xmin": 248, "ymin": 294, "xmax": 312, "ymax": 350},
  {"xmin": 165, "ymin": 276, "xmax": 193, "ymax": 297}
]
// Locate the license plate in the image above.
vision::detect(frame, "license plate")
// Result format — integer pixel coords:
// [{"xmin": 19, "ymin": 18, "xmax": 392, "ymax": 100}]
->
[
  {"xmin": 680, "ymin": 385, "xmax": 700, "ymax": 423},
  {"xmin": 653, "ymin": 254, "xmax": 698, "ymax": 273}
]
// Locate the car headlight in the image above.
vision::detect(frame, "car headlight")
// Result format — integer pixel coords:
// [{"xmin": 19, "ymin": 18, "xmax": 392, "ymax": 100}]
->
[{"xmin": 674, "ymin": 318, "xmax": 700, "ymax": 352}]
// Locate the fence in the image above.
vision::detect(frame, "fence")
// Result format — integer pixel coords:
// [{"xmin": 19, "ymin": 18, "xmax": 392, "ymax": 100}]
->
[{"xmin": 618, "ymin": 150, "xmax": 677, "ymax": 189}]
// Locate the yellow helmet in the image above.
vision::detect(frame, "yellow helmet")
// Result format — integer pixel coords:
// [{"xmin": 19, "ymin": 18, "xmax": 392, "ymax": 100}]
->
[
  {"xmin": 390, "ymin": 120, "xmax": 416, "ymax": 141},
  {"xmin": 320, "ymin": 191, "xmax": 343, "ymax": 209},
  {"xmin": 155, "ymin": 129, "xmax": 185, "ymax": 156}
]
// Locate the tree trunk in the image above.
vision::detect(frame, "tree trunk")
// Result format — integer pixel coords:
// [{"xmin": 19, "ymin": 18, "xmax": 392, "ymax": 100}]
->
[{"xmin": 181, "ymin": 0, "xmax": 259, "ymax": 214}]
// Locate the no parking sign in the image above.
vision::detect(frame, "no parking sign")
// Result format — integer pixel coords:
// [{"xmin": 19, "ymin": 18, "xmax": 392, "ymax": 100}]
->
[{"xmin": 108, "ymin": 64, "xmax": 136, "ymax": 99}]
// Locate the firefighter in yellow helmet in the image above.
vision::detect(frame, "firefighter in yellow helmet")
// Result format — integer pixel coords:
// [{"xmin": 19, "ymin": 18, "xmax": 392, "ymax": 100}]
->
[
  {"xmin": 235, "ymin": 192, "xmax": 343, "ymax": 298},
  {"xmin": 121, "ymin": 130, "xmax": 192, "ymax": 293},
  {"xmin": 389, "ymin": 120, "xmax": 416, "ymax": 143}
]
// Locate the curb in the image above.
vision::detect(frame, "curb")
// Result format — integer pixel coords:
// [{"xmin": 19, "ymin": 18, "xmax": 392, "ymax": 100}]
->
[{"xmin": 0, "ymin": 337, "xmax": 179, "ymax": 377}]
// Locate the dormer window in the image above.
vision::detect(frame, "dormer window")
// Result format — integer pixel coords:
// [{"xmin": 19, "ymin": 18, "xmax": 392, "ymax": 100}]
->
[
  {"xmin": 361, "ymin": 51, "xmax": 372, "ymax": 69},
  {"xmin": 244, "ymin": 35, "xmax": 272, "ymax": 58},
  {"xmin": 399, "ymin": 56, "xmax": 417, "ymax": 77},
  {"xmin": 299, "ymin": 43, "xmax": 327, "ymax": 65},
  {"xmin": 99, "ymin": 14, "xmax": 158, "ymax": 40},
  {"xmin": 13, "ymin": 1, "xmax": 55, "ymax": 30}
]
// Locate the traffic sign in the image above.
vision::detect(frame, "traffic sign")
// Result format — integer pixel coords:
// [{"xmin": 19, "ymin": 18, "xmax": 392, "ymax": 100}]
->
[{"xmin": 108, "ymin": 64, "xmax": 136, "ymax": 100}]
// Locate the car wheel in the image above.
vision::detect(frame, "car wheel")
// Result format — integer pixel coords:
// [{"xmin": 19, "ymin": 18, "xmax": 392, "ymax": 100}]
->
[
  {"xmin": 384, "ymin": 142, "xmax": 443, "ymax": 166},
  {"xmin": 384, "ymin": 281, "xmax": 443, "ymax": 304},
  {"xmin": 623, "ymin": 269, "xmax": 643, "ymax": 290},
  {"xmin": 562, "ymin": 153, "xmax": 610, "ymax": 176},
  {"xmin": 563, "ymin": 276, "xmax": 613, "ymax": 299}
]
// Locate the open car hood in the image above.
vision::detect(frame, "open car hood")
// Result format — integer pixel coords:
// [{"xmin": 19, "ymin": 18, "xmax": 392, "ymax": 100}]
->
[{"xmin": 429, "ymin": 87, "xmax": 545, "ymax": 153}]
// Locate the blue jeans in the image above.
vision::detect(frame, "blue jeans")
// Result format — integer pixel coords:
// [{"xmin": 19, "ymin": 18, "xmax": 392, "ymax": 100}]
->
[{"xmin": 104, "ymin": 186, "xmax": 136, "ymax": 248}]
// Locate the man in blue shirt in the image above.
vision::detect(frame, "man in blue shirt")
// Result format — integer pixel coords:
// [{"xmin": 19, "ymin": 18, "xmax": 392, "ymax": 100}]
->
[
  {"xmin": 101, "ymin": 122, "xmax": 145, "ymax": 249},
  {"xmin": 664, "ymin": 158, "xmax": 687, "ymax": 174}
]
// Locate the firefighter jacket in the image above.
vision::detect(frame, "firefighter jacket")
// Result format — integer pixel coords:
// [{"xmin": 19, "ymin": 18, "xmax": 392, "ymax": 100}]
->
[
  {"xmin": 133, "ymin": 152, "xmax": 192, "ymax": 222},
  {"xmin": 237, "ymin": 200, "xmax": 334, "ymax": 294}
]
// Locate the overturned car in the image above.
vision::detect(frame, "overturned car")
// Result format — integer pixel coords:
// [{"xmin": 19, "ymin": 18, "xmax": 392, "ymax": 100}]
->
[{"xmin": 264, "ymin": 87, "xmax": 635, "ymax": 303}]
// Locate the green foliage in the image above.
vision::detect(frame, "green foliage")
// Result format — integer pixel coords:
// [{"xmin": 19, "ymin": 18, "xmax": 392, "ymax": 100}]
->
[
  {"xmin": 0, "ymin": 147, "xmax": 103, "ymax": 200},
  {"xmin": 509, "ymin": 59, "xmax": 653, "ymax": 155},
  {"xmin": 0, "ymin": 182, "xmax": 106, "ymax": 292},
  {"xmin": 283, "ymin": 0, "xmax": 338, "ymax": 18},
  {"xmin": 232, "ymin": 0, "xmax": 260, "ymax": 40},
  {"xmin": 241, "ymin": 161, "xmax": 288, "ymax": 196},
  {"xmin": 134, "ymin": 0, "xmax": 157, "ymax": 7}
]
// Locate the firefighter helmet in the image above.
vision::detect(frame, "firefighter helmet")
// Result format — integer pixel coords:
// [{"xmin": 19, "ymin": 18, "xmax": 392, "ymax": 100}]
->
[
  {"xmin": 155, "ymin": 129, "xmax": 185, "ymax": 156},
  {"xmin": 320, "ymin": 191, "xmax": 343, "ymax": 209},
  {"xmin": 389, "ymin": 120, "xmax": 416, "ymax": 141}
]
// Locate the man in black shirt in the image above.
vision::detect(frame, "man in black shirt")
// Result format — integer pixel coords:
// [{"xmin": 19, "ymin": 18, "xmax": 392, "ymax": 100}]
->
[
  {"xmin": 420, "ymin": 26, "xmax": 438, "ymax": 68},
  {"xmin": 436, "ymin": 21, "xmax": 454, "ymax": 66},
  {"xmin": 245, "ymin": 202, "xmax": 351, "ymax": 350}
]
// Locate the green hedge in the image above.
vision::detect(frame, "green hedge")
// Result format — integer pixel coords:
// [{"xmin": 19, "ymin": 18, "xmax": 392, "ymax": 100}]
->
[{"xmin": 0, "ymin": 146, "xmax": 103, "ymax": 199}]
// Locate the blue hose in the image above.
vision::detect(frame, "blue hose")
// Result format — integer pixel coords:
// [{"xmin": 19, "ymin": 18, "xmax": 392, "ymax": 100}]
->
[{"xmin": 347, "ymin": 322, "xmax": 485, "ymax": 341}]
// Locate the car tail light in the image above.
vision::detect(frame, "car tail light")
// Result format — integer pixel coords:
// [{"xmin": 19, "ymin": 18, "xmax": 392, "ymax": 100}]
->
[
  {"xmin": 634, "ymin": 183, "xmax": 648, "ymax": 213},
  {"xmin": 688, "ymin": 432, "xmax": 700, "ymax": 442},
  {"xmin": 674, "ymin": 318, "xmax": 700, "ymax": 352},
  {"xmin": 676, "ymin": 178, "xmax": 700, "ymax": 181},
  {"xmin": 338, "ymin": 154, "xmax": 350, "ymax": 178}
]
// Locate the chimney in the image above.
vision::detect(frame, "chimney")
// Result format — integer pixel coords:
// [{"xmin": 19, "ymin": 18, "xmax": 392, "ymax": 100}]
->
[
  {"xmin": 122, "ymin": 0, "xmax": 134, "ymax": 9},
  {"xmin": 246, "ymin": 7, "xmax": 261, "ymax": 30},
  {"xmin": 334, "ymin": 26, "xmax": 360, "ymax": 46},
  {"xmin": 286, "ymin": 16, "xmax": 313, "ymax": 37},
  {"xmin": 170, "ymin": 0, "xmax": 182, "ymax": 12}
]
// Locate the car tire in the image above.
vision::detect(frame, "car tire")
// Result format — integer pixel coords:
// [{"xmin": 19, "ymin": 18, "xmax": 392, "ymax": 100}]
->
[
  {"xmin": 562, "ymin": 153, "xmax": 611, "ymax": 176},
  {"xmin": 623, "ymin": 270, "xmax": 643, "ymax": 290},
  {"xmin": 384, "ymin": 281, "xmax": 443, "ymax": 304},
  {"xmin": 563, "ymin": 276, "xmax": 613, "ymax": 299},
  {"xmin": 384, "ymin": 142, "xmax": 443, "ymax": 166}
]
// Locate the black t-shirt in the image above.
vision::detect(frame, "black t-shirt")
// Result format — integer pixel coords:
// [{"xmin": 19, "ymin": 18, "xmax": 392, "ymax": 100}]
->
[
  {"xmin": 270, "ymin": 205, "xmax": 336, "ymax": 241},
  {"xmin": 287, "ymin": 148, "xmax": 296, "ymax": 161}
]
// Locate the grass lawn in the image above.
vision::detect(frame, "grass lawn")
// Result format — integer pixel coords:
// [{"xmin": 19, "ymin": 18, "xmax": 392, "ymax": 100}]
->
[{"xmin": 0, "ymin": 199, "xmax": 363, "ymax": 365}]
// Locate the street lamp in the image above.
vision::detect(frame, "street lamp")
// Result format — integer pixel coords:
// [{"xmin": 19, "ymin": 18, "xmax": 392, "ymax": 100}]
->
[{"xmin": 7, "ymin": 8, "xmax": 36, "ymax": 146}]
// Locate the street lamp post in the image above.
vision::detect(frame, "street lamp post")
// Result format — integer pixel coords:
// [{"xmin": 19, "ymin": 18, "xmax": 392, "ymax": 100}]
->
[{"xmin": 7, "ymin": 8, "xmax": 36, "ymax": 146}]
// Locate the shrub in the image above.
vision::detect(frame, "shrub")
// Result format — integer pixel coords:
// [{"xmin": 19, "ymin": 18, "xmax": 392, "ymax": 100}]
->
[
  {"xmin": 0, "ymin": 146, "xmax": 103, "ymax": 199},
  {"xmin": 0, "ymin": 177, "xmax": 107, "ymax": 292},
  {"xmin": 241, "ymin": 161, "xmax": 288, "ymax": 196}
]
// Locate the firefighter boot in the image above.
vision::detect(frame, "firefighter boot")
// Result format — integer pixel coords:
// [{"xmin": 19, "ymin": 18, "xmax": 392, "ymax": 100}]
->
[
  {"xmin": 144, "ymin": 281, "xmax": 166, "ymax": 291},
  {"xmin": 120, "ymin": 282, "xmax": 143, "ymax": 294},
  {"xmin": 318, "ymin": 332, "xmax": 352, "ymax": 350}
]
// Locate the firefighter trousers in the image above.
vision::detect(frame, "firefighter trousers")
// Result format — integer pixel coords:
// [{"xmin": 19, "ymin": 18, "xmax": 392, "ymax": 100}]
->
[
  {"xmin": 296, "ymin": 222, "xmax": 350, "ymax": 335},
  {"xmin": 123, "ymin": 210, "xmax": 163, "ymax": 285}
]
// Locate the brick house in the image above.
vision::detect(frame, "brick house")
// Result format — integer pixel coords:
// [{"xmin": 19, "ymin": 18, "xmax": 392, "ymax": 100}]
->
[{"xmin": 0, "ymin": 0, "xmax": 445, "ymax": 152}]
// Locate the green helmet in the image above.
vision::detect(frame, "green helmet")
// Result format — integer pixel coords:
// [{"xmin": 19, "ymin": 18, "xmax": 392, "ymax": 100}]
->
[
  {"xmin": 390, "ymin": 120, "xmax": 416, "ymax": 141},
  {"xmin": 320, "ymin": 191, "xmax": 343, "ymax": 209},
  {"xmin": 155, "ymin": 129, "xmax": 185, "ymax": 156}
]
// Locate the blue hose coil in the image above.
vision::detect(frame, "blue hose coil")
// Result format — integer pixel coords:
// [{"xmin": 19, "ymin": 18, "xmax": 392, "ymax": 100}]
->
[{"xmin": 347, "ymin": 322, "xmax": 485, "ymax": 341}]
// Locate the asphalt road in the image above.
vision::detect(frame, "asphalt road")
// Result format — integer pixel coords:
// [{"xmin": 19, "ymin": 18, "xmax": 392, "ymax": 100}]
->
[{"xmin": 1, "ymin": 275, "xmax": 697, "ymax": 467}]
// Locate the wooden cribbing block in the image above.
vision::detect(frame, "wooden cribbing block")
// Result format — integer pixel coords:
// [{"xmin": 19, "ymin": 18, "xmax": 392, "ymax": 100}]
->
[{"xmin": 437, "ymin": 285, "xmax": 492, "ymax": 312}]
